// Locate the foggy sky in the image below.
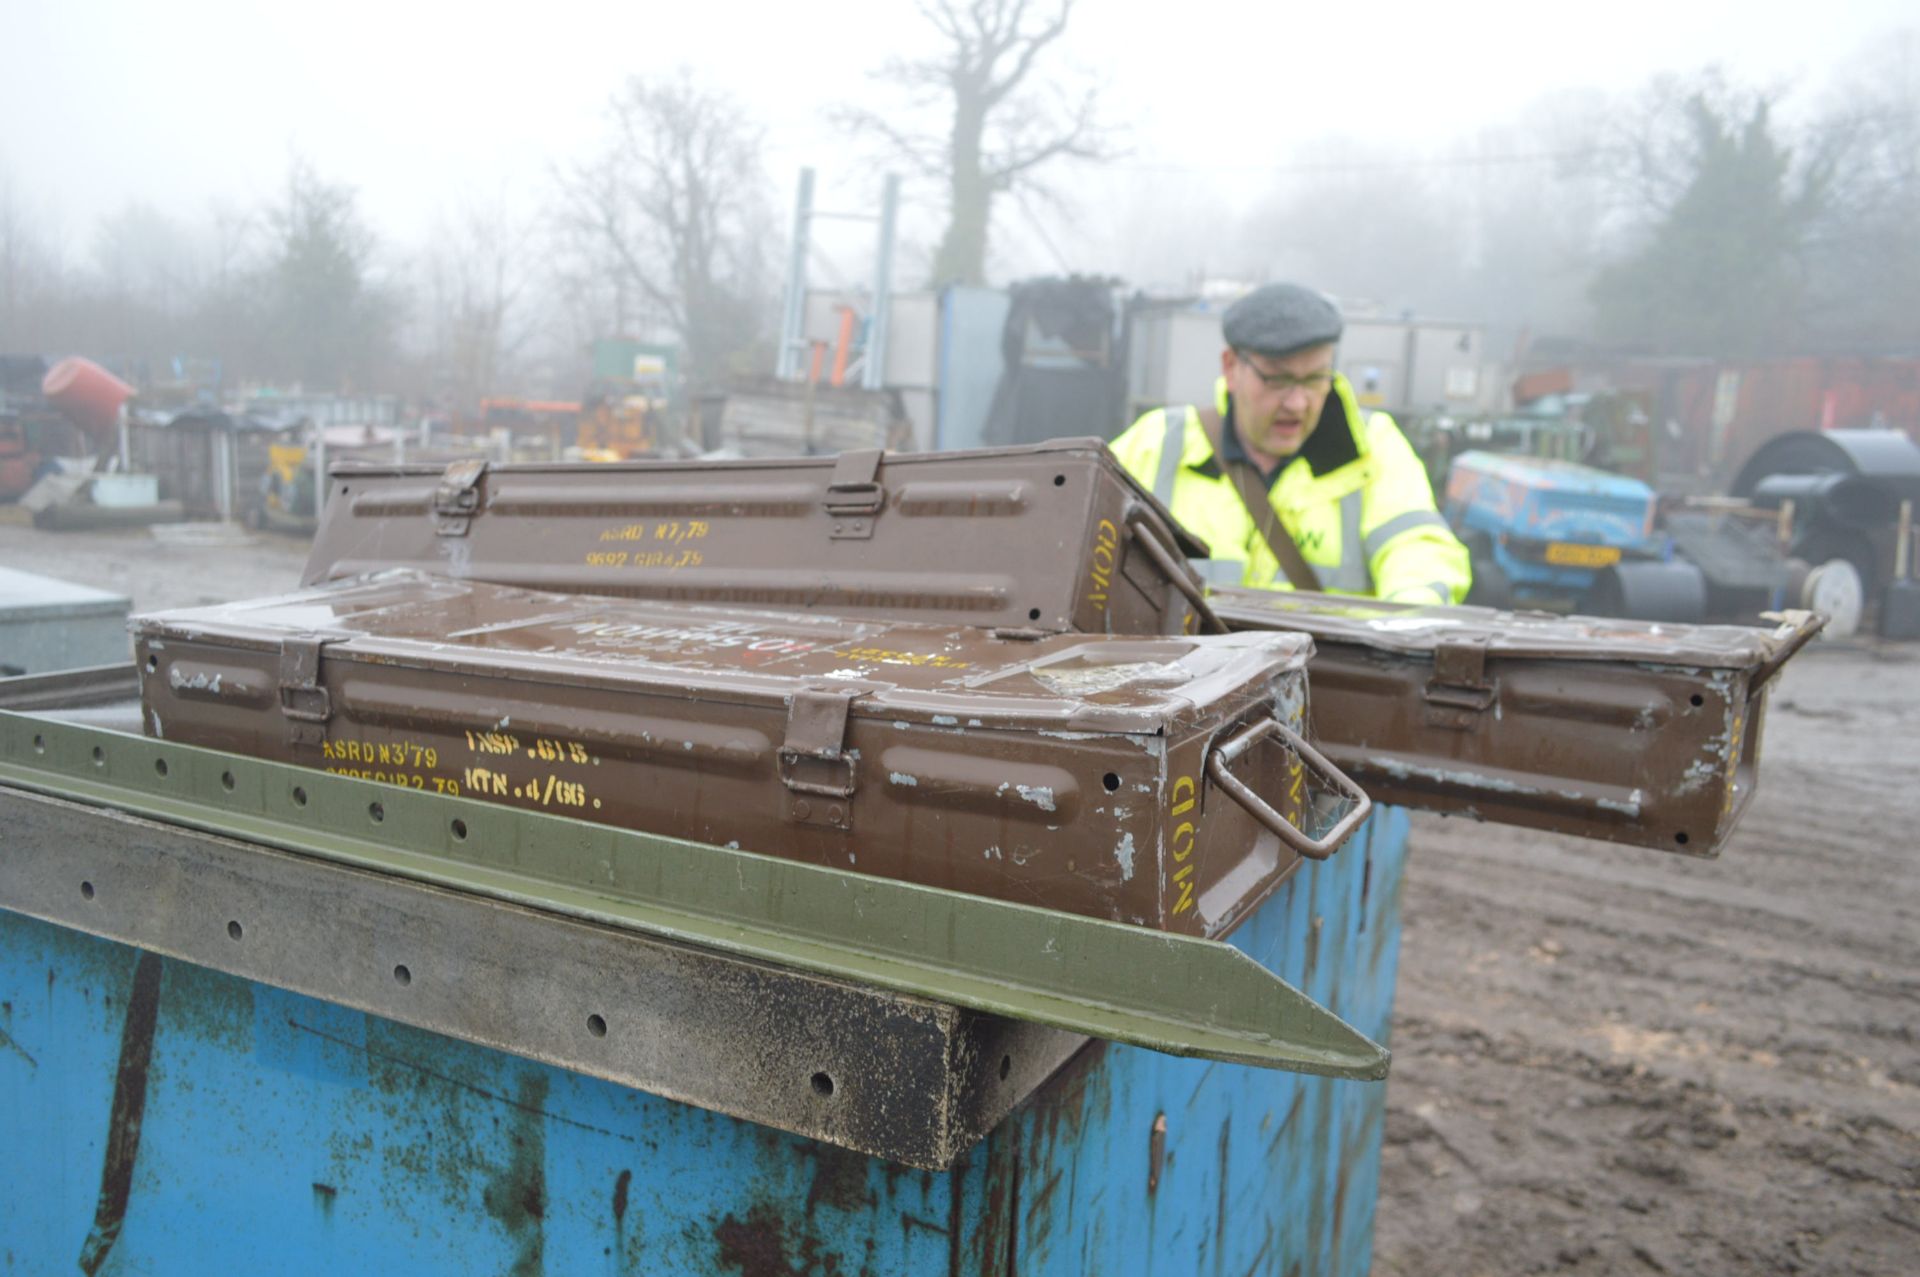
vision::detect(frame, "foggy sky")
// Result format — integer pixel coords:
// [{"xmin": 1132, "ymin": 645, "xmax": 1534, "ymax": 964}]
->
[{"xmin": 4, "ymin": 0, "xmax": 1912, "ymax": 289}]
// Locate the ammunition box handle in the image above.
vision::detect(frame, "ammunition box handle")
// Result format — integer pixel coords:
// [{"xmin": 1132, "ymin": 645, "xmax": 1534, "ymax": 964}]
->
[
  {"xmin": 1207, "ymin": 717, "xmax": 1372, "ymax": 861},
  {"xmin": 1125, "ymin": 507, "xmax": 1229, "ymax": 635},
  {"xmin": 1747, "ymin": 609, "xmax": 1826, "ymax": 698}
]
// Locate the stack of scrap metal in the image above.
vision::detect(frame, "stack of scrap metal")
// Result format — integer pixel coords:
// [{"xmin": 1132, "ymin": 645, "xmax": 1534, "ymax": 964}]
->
[
  {"xmin": 133, "ymin": 440, "xmax": 1368, "ymax": 941},
  {"xmin": 714, "ymin": 377, "xmax": 908, "ymax": 457}
]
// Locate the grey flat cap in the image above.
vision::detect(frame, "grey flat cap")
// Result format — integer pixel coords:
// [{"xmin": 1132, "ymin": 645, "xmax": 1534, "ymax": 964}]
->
[{"xmin": 1222, "ymin": 284, "xmax": 1344, "ymax": 356}]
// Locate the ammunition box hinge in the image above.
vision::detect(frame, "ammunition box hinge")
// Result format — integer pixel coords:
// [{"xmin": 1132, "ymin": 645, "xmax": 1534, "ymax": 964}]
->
[
  {"xmin": 780, "ymin": 685, "xmax": 861, "ymax": 829},
  {"xmin": 1424, "ymin": 639, "xmax": 1496, "ymax": 730},
  {"xmin": 433, "ymin": 459, "xmax": 488, "ymax": 536},
  {"xmin": 278, "ymin": 635, "xmax": 336, "ymax": 746},
  {"xmin": 824, "ymin": 448, "xmax": 885, "ymax": 540}
]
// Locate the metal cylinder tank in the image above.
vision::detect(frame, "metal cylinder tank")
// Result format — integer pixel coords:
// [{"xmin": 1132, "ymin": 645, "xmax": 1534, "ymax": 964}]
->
[{"xmin": 40, "ymin": 357, "xmax": 135, "ymax": 440}]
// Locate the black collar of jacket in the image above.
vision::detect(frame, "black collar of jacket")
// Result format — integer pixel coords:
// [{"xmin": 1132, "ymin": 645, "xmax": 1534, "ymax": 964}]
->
[{"xmin": 1194, "ymin": 390, "xmax": 1362, "ymax": 487}]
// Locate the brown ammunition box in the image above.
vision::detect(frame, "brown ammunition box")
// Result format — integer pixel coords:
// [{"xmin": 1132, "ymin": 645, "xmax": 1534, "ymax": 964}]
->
[
  {"xmin": 1211, "ymin": 588, "xmax": 1821, "ymax": 856},
  {"xmin": 135, "ymin": 573, "xmax": 1368, "ymax": 938},
  {"xmin": 302, "ymin": 439, "xmax": 1213, "ymax": 637}
]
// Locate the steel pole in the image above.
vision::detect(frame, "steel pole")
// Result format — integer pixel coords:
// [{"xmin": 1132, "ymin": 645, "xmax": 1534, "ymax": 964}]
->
[
  {"xmin": 776, "ymin": 169, "xmax": 816, "ymax": 381},
  {"xmin": 862, "ymin": 175, "xmax": 901, "ymax": 392}
]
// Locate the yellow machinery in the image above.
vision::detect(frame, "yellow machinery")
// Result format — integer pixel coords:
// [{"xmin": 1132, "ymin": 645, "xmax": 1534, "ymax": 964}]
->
[{"xmin": 571, "ymin": 394, "xmax": 657, "ymax": 461}]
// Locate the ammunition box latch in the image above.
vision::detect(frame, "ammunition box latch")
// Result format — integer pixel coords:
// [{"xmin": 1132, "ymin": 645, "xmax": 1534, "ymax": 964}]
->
[
  {"xmin": 278, "ymin": 635, "xmax": 336, "ymax": 746},
  {"xmin": 780, "ymin": 685, "xmax": 861, "ymax": 829},
  {"xmin": 433, "ymin": 459, "xmax": 489, "ymax": 537},
  {"xmin": 1424, "ymin": 639, "xmax": 1496, "ymax": 729},
  {"xmin": 824, "ymin": 448, "xmax": 885, "ymax": 540}
]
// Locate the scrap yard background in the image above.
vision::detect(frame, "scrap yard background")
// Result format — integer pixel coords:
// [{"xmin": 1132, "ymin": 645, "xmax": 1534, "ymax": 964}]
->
[
  {"xmin": 9, "ymin": 3, "xmax": 1920, "ymax": 1270},
  {"xmin": 7, "ymin": 514, "xmax": 1914, "ymax": 1275}
]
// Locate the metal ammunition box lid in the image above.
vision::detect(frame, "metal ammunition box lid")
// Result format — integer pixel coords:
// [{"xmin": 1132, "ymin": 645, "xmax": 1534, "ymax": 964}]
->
[
  {"xmin": 137, "ymin": 571, "xmax": 1311, "ymax": 736},
  {"xmin": 1210, "ymin": 588, "xmax": 1796, "ymax": 669},
  {"xmin": 301, "ymin": 438, "xmax": 1211, "ymax": 636}
]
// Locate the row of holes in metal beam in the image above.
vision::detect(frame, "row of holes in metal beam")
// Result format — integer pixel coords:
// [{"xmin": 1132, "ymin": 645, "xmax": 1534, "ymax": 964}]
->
[
  {"xmin": 43, "ymin": 734, "xmax": 1024, "ymax": 1091},
  {"xmin": 71, "ymin": 873, "xmax": 613, "ymax": 1039},
  {"xmin": 55, "ymin": 751, "xmax": 872, "ymax": 1101}
]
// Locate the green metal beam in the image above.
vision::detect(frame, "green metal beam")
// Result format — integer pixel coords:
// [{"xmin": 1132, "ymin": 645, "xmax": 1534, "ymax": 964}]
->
[{"xmin": 0, "ymin": 710, "xmax": 1388, "ymax": 1079}]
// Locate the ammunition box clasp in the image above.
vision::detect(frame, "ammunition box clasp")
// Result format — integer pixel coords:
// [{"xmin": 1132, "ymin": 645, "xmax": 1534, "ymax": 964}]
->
[
  {"xmin": 277, "ymin": 635, "xmax": 335, "ymax": 746},
  {"xmin": 824, "ymin": 448, "xmax": 885, "ymax": 540},
  {"xmin": 433, "ymin": 459, "xmax": 489, "ymax": 537},
  {"xmin": 1424, "ymin": 639, "xmax": 1496, "ymax": 729},
  {"xmin": 780, "ymin": 685, "xmax": 860, "ymax": 829}
]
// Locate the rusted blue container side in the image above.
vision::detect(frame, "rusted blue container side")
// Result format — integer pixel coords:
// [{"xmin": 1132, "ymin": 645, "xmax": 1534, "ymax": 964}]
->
[
  {"xmin": 957, "ymin": 804, "xmax": 1407, "ymax": 1277},
  {"xmin": 0, "ymin": 807, "xmax": 1407, "ymax": 1276}
]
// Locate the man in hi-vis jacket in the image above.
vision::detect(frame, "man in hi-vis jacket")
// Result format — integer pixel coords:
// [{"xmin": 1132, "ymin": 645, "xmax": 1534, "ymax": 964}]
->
[{"xmin": 1109, "ymin": 283, "xmax": 1469, "ymax": 603}]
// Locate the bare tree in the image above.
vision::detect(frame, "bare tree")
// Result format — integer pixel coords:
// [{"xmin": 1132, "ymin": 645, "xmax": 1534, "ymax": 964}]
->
[
  {"xmin": 0, "ymin": 174, "xmax": 58, "ymax": 350},
  {"xmin": 551, "ymin": 72, "xmax": 774, "ymax": 390},
  {"xmin": 1805, "ymin": 31, "xmax": 1920, "ymax": 348},
  {"xmin": 93, "ymin": 203, "xmax": 199, "ymax": 318},
  {"xmin": 421, "ymin": 198, "xmax": 534, "ymax": 412},
  {"xmin": 1198, "ymin": 87, "xmax": 1611, "ymax": 339},
  {"xmin": 836, "ymin": 0, "xmax": 1115, "ymax": 287},
  {"xmin": 262, "ymin": 159, "xmax": 400, "ymax": 391},
  {"xmin": 204, "ymin": 201, "xmax": 255, "ymax": 296},
  {"xmin": 1586, "ymin": 73, "xmax": 1834, "ymax": 357}
]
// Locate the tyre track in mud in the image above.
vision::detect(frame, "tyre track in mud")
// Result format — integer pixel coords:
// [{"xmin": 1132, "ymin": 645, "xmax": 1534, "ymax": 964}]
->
[{"xmin": 1374, "ymin": 648, "xmax": 1920, "ymax": 1276}]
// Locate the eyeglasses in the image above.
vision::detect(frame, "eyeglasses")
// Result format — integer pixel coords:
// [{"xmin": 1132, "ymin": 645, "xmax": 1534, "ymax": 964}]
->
[{"xmin": 1233, "ymin": 351, "xmax": 1335, "ymax": 394}]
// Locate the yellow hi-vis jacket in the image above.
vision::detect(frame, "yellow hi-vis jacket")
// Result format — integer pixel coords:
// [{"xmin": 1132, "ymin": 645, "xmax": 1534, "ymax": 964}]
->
[{"xmin": 1109, "ymin": 374, "xmax": 1471, "ymax": 604}]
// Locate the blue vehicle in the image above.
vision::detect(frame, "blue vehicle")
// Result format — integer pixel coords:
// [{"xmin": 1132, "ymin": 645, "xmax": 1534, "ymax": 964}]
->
[{"xmin": 1443, "ymin": 450, "xmax": 1708, "ymax": 620}]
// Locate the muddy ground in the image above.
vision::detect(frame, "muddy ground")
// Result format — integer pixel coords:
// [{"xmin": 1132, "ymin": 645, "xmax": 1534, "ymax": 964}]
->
[
  {"xmin": 1373, "ymin": 636, "xmax": 1920, "ymax": 1277},
  {"xmin": 4, "ymin": 515, "xmax": 1917, "ymax": 1276}
]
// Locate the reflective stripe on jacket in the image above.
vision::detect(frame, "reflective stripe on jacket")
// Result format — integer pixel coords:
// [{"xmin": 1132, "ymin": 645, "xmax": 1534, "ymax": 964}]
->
[{"xmin": 1108, "ymin": 374, "xmax": 1470, "ymax": 604}]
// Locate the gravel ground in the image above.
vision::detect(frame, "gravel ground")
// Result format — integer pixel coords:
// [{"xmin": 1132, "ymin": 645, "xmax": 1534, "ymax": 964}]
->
[
  {"xmin": 5, "ymin": 515, "xmax": 1916, "ymax": 1275},
  {"xmin": 0, "ymin": 510, "xmax": 310, "ymax": 613}
]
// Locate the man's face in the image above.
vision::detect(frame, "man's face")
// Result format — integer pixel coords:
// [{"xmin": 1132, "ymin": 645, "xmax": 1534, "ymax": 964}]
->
[{"xmin": 1222, "ymin": 343, "xmax": 1337, "ymax": 464}]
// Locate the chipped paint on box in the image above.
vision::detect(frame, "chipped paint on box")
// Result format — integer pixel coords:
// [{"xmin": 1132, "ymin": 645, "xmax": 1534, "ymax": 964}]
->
[
  {"xmin": 1014, "ymin": 785, "xmax": 1057, "ymax": 813},
  {"xmin": 1676, "ymin": 755, "xmax": 1722, "ymax": 794},
  {"xmin": 1363, "ymin": 756, "xmax": 1543, "ymax": 797}
]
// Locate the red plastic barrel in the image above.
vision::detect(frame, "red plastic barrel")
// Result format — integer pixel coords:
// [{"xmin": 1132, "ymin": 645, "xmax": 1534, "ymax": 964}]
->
[{"xmin": 41, "ymin": 357, "xmax": 135, "ymax": 439}]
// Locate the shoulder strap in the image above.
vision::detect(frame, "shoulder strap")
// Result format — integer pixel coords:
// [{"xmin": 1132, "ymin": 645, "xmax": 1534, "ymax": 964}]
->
[{"xmin": 1196, "ymin": 405, "xmax": 1323, "ymax": 592}]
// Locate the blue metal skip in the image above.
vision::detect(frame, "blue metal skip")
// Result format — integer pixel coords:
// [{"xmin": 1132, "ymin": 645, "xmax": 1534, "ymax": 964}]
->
[{"xmin": 0, "ymin": 807, "xmax": 1407, "ymax": 1276}]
